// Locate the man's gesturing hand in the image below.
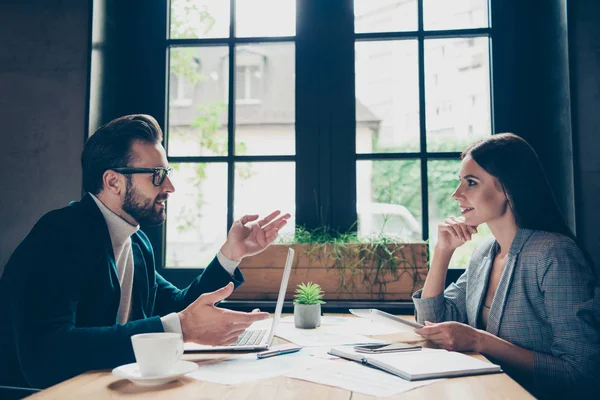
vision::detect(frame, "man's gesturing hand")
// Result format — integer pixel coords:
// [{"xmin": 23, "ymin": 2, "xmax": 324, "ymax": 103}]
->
[
  {"xmin": 220, "ymin": 210, "xmax": 291, "ymax": 261},
  {"xmin": 178, "ymin": 282, "xmax": 270, "ymax": 346}
]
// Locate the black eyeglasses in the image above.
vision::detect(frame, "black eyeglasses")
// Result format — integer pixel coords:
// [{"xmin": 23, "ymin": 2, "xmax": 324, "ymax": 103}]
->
[{"xmin": 112, "ymin": 167, "xmax": 173, "ymax": 187}]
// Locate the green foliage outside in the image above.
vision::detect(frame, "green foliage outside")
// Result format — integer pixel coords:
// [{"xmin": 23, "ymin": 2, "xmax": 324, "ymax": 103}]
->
[
  {"xmin": 170, "ymin": 0, "xmax": 254, "ymax": 234},
  {"xmin": 293, "ymin": 282, "xmax": 326, "ymax": 305},
  {"xmin": 371, "ymin": 137, "xmax": 475, "ymax": 223},
  {"xmin": 169, "ymin": 1, "xmax": 493, "ymax": 269},
  {"xmin": 370, "ymin": 135, "xmax": 493, "ymax": 268},
  {"xmin": 170, "ymin": 0, "xmax": 216, "ymax": 40}
]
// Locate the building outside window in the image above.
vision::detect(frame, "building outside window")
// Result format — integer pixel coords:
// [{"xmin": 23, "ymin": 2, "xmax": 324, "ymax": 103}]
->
[{"xmin": 163, "ymin": 0, "xmax": 493, "ymax": 272}]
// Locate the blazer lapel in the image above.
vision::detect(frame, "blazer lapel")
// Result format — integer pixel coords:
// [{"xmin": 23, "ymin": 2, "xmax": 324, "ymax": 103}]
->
[
  {"xmin": 131, "ymin": 242, "xmax": 150, "ymax": 320},
  {"xmin": 106, "ymin": 252, "xmax": 120, "ymax": 299},
  {"xmin": 79, "ymin": 194, "xmax": 121, "ymax": 307},
  {"xmin": 486, "ymin": 228, "xmax": 534, "ymax": 336}
]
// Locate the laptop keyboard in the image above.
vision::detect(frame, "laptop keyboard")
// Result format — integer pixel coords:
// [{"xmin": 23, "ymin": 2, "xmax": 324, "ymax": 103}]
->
[{"xmin": 229, "ymin": 329, "xmax": 267, "ymax": 347}]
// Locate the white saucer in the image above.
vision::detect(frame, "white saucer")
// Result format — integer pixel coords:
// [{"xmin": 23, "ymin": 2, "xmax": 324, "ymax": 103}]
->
[{"xmin": 112, "ymin": 360, "xmax": 198, "ymax": 387}]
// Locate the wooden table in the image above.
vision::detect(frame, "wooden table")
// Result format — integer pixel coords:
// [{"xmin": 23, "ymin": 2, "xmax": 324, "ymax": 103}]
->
[{"xmin": 27, "ymin": 314, "xmax": 533, "ymax": 399}]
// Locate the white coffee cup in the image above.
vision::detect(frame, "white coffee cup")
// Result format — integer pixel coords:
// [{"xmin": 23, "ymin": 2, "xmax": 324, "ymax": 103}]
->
[{"xmin": 131, "ymin": 332, "xmax": 183, "ymax": 377}]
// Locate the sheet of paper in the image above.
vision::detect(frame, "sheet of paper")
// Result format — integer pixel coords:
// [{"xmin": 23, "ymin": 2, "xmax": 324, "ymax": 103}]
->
[
  {"xmin": 287, "ymin": 359, "xmax": 443, "ymax": 397},
  {"xmin": 279, "ymin": 316, "xmax": 404, "ymax": 335},
  {"xmin": 275, "ymin": 323, "xmax": 384, "ymax": 347},
  {"xmin": 304, "ymin": 346, "xmax": 342, "ymax": 359},
  {"xmin": 337, "ymin": 318, "xmax": 408, "ymax": 336},
  {"xmin": 186, "ymin": 352, "xmax": 326, "ymax": 385}
]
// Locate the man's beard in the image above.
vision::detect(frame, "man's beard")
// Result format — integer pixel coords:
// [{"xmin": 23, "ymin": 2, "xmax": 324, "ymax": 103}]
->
[{"xmin": 122, "ymin": 177, "xmax": 167, "ymax": 226}]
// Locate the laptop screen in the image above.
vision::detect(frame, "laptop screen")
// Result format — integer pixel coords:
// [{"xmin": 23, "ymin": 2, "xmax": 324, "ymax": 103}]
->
[{"xmin": 265, "ymin": 247, "xmax": 295, "ymax": 343}]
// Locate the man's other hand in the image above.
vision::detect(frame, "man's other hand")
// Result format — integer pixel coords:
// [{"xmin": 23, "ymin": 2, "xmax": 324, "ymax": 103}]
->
[{"xmin": 178, "ymin": 282, "xmax": 270, "ymax": 346}]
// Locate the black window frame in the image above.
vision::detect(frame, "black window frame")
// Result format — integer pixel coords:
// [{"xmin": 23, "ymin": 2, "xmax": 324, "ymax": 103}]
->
[
  {"xmin": 152, "ymin": 0, "xmax": 494, "ymax": 289},
  {"xmin": 163, "ymin": 1, "xmax": 296, "ymax": 280},
  {"xmin": 89, "ymin": 0, "xmax": 578, "ymax": 308},
  {"xmin": 352, "ymin": 3, "xmax": 494, "ymax": 244}
]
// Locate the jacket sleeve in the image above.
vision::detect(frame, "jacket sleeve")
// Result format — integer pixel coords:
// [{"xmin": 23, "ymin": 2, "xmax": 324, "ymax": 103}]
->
[
  {"xmin": 9, "ymin": 214, "xmax": 165, "ymax": 389},
  {"xmin": 532, "ymin": 237, "xmax": 600, "ymax": 397},
  {"xmin": 412, "ymin": 238, "xmax": 495, "ymax": 325},
  {"xmin": 129, "ymin": 229, "xmax": 245, "ymax": 317},
  {"xmin": 412, "ymin": 269, "xmax": 469, "ymax": 324},
  {"xmin": 152, "ymin": 256, "xmax": 245, "ymax": 317}
]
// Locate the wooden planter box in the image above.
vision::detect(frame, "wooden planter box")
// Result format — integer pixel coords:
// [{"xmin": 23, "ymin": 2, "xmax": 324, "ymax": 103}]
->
[{"xmin": 229, "ymin": 242, "xmax": 428, "ymax": 301}]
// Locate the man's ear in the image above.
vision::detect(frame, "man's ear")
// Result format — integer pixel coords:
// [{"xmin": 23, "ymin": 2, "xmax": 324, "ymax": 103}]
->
[{"xmin": 102, "ymin": 170, "xmax": 123, "ymax": 195}]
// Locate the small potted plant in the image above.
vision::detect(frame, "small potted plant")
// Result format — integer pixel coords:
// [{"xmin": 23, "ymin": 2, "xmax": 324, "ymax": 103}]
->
[{"xmin": 293, "ymin": 282, "xmax": 325, "ymax": 329}]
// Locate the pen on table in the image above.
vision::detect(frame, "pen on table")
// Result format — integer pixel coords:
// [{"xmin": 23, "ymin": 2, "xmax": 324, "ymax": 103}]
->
[{"xmin": 256, "ymin": 347, "xmax": 301, "ymax": 359}]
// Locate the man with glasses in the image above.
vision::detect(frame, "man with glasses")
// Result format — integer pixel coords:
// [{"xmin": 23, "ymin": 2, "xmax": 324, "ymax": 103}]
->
[{"xmin": 0, "ymin": 114, "xmax": 290, "ymax": 389}]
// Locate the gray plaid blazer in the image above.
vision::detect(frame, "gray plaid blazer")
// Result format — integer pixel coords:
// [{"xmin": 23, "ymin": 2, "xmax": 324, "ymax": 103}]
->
[{"xmin": 413, "ymin": 228, "xmax": 600, "ymax": 398}]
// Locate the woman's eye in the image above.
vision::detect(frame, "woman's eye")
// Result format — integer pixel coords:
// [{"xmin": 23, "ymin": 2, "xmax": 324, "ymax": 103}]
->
[{"xmin": 467, "ymin": 180, "xmax": 477, "ymax": 187}]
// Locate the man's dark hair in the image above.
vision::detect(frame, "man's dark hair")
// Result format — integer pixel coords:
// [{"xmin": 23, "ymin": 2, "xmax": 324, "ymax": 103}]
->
[{"xmin": 82, "ymin": 114, "xmax": 163, "ymax": 194}]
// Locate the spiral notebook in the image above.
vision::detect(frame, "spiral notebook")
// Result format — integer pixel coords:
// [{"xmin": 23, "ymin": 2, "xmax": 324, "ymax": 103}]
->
[{"xmin": 328, "ymin": 347, "xmax": 502, "ymax": 381}]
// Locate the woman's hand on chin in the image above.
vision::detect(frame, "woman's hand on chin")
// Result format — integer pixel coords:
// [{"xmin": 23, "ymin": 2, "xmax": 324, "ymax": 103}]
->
[{"xmin": 436, "ymin": 216, "xmax": 478, "ymax": 251}]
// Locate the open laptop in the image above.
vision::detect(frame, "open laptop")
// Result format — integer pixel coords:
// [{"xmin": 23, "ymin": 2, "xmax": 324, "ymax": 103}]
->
[{"xmin": 184, "ymin": 247, "xmax": 295, "ymax": 352}]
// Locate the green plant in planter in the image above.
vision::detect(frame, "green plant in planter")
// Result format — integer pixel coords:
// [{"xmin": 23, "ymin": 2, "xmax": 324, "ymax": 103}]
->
[
  {"xmin": 293, "ymin": 282, "xmax": 324, "ymax": 329},
  {"xmin": 281, "ymin": 225, "xmax": 427, "ymax": 300},
  {"xmin": 293, "ymin": 282, "xmax": 326, "ymax": 305}
]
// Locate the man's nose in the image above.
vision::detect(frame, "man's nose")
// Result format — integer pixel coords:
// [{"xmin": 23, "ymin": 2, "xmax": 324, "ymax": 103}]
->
[{"xmin": 163, "ymin": 176, "xmax": 175, "ymax": 193}]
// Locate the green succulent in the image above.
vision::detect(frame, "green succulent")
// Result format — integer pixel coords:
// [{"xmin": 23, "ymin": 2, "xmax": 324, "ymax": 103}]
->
[{"xmin": 293, "ymin": 282, "xmax": 326, "ymax": 305}]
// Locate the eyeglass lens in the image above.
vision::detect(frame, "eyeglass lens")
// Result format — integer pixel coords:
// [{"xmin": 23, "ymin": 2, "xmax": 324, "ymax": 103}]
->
[{"xmin": 153, "ymin": 168, "xmax": 171, "ymax": 186}]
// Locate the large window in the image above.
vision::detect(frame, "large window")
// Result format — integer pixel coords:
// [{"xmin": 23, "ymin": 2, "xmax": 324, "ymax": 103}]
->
[
  {"xmin": 354, "ymin": 0, "xmax": 493, "ymax": 268},
  {"xmin": 166, "ymin": 0, "xmax": 296, "ymax": 267},
  {"xmin": 162, "ymin": 0, "xmax": 493, "ymax": 274}
]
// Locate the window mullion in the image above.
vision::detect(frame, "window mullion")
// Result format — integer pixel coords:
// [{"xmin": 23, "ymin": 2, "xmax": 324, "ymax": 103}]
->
[
  {"xmin": 227, "ymin": 0, "xmax": 236, "ymax": 231},
  {"xmin": 296, "ymin": 0, "xmax": 326, "ymax": 230},
  {"xmin": 418, "ymin": 0, "xmax": 430, "ymax": 241},
  {"xmin": 328, "ymin": 0, "xmax": 357, "ymax": 233}
]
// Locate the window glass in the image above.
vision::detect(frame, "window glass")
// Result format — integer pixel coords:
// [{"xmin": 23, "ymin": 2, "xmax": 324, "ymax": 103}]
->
[
  {"xmin": 354, "ymin": 0, "xmax": 418, "ymax": 33},
  {"xmin": 234, "ymin": 162, "xmax": 296, "ymax": 238},
  {"xmin": 166, "ymin": 162, "xmax": 228, "ymax": 268},
  {"xmin": 425, "ymin": 37, "xmax": 491, "ymax": 152},
  {"xmin": 170, "ymin": 0, "xmax": 230, "ymax": 39},
  {"xmin": 236, "ymin": 0, "xmax": 296, "ymax": 37},
  {"xmin": 424, "ymin": 0, "xmax": 489, "ymax": 31},
  {"xmin": 168, "ymin": 46, "xmax": 229, "ymax": 157},
  {"xmin": 356, "ymin": 40, "xmax": 419, "ymax": 153},
  {"xmin": 235, "ymin": 43, "xmax": 295, "ymax": 155},
  {"xmin": 357, "ymin": 159, "xmax": 422, "ymax": 240}
]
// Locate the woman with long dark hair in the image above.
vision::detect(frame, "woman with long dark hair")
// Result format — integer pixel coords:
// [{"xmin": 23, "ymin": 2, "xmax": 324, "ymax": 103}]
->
[{"xmin": 412, "ymin": 133, "xmax": 600, "ymax": 398}]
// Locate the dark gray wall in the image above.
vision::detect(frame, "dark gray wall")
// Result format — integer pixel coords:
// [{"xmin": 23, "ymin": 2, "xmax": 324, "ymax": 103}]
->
[
  {"xmin": 569, "ymin": 0, "xmax": 600, "ymax": 274},
  {"xmin": 0, "ymin": 1, "xmax": 91, "ymax": 274}
]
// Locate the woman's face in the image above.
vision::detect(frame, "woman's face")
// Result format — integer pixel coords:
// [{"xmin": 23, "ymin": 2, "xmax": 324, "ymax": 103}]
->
[{"xmin": 451, "ymin": 155, "xmax": 510, "ymax": 226}]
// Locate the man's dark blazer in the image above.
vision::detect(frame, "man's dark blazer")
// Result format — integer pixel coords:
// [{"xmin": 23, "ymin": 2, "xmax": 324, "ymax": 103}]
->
[{"xmin": 0, "ymin": 194, "xmax": 244, "ymax": 389}]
